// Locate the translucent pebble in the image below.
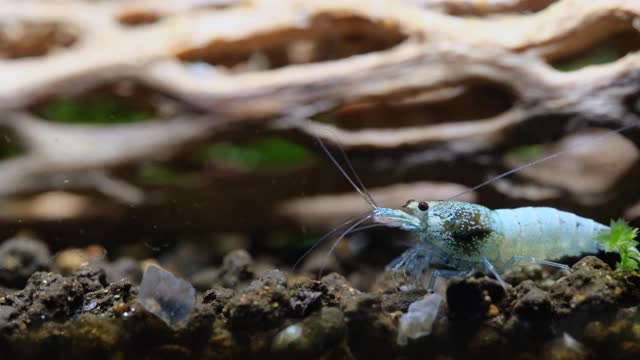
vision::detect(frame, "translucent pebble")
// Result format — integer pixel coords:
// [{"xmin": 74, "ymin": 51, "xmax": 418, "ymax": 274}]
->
[
  {"xmin": 83, "ymin": 300, "xmax": 98, "ymax": 312},
  {"xmin": 136, "ymin": 265, "xmax": 196, "ymax": 328},
  {"xmin": 396, "ymin": 293, "xmax": 442, "ymax": 346},
  {"xmin": 273, "ymin": 324, "xmax": 303, "ymax": 347},
  {"xmin": 562, "ymin": 332, "xmax": 585, "ymax": 353}
]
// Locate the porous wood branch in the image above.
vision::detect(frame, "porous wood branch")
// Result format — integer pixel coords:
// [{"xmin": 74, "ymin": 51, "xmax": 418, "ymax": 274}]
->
[
  {"xmin": 0, "ymin": 0, "xmax": 639, "ymax": 228},
  {"xmin": 2, "ymin": 0, "xmax": 639, "ymax": 109},
  {"xmin": 409, "ymin": 0, "xmax": 557, "ymax": 15},
  {"xmin": 0, "ymin": 112, "xmax": 223, "ymax": 202}
]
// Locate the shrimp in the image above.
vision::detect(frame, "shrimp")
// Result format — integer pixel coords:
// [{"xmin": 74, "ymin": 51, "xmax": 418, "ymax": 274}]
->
[
  {"xmin": 374, "ymin": 200, "xmax": 614, "ymax": 289},
  {"xmin": 306, "ymin": 123, "xmax": 640, "ymax": 290}
]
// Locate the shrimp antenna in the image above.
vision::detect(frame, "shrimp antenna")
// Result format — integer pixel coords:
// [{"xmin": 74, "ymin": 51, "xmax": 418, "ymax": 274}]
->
[
  {"xmin": 319, "ymin": 214, "xmax": 373, "ymax": 278},
  {"xmin": 293, "ymin": 212, "xmax": 372, "ymax": 271},
  {"xmin": 447, "ymin": 122, "xmax": 639, "ymax": 200},
  {"xmin": 276, "ymin": 103, "xmax": 378, "ymax": 209},
  {"xmin": 335, "ymin": 138, "xmax": 379, "ymax": 209},
  {"xmin": 316, "ymin": 135, "xmax": 379, "ymax": 209},
  {"xmin": 350, "ymin": 223, "xmax": 386, "ymax": 233}
]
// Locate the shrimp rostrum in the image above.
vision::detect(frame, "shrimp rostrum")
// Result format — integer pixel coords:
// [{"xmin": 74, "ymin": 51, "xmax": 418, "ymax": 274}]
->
[{"xmin": 308, "ymin": 128, "xmax": 640, "ymax": 291}]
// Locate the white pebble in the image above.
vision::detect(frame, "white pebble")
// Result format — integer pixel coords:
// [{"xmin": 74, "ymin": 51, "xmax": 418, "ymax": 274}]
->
[
  {"xmin": 396, "ymin": 293, "xmax": 442, "ymax": 346},
  {"xmin": 136, "ymin": 265, "xmax": 196, "ymax": 329}
]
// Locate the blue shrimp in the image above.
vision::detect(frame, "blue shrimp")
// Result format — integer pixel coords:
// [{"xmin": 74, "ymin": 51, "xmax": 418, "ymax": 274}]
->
[
  {"xmin": 307, "ymin": 124, "xmax": 640, "ymax": 290},
  {"xmin": 373, "ymin": 200, "xmax": 628, "ymax": 289}
]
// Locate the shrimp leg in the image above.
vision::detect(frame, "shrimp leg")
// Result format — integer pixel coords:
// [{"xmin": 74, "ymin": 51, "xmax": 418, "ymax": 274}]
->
[
  {"xmin": 387, "ymin": 245, "xmax": 436, "ymax": 288},
  {"xmin": 427, "ymin": 270, "xmax": 470, "ymax": 292},
  {"xmin": 482, "ymin": 257, "xmax": 507, "ymax": 289},
  {"xmin": 503, "ymin": 256, "xmax": 572, "ymax": 272},
  {"xmin": 410, "ymin": 251, "xmax": 434, "ymax": 289}
]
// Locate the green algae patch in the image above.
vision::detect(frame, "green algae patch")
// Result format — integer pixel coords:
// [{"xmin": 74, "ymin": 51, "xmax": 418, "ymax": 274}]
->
[
  {"xmin": 505, "ymin": 144, "xmax": 547, "ymax": 162},
  {"xmin": 198, "ymin": 137, "xmax": 313, "ymax": 172},
  {"xmin": 552, "ymin": 46, "xmax": 620, "ymax": 72},
  {"xmin": 551, "ymin": 31, "xmax": 640, "ymax": 72},
  {"xmin": 597, "ymin": 219, "xmax": 640, "ymax": 271},
  {"xmin": 37, "ymin": 97, "xmax": 152, "ymax": 125},
  {"xmin": 0, "ymin": 136, "xmax": 24, "ymax": 160},
  {"xmin": 138, "ymin": 163, "xmax": 200, "ymax": 187},
  {"xmin": 309, "ymin": 113, "xmax": 336, "ymax": 124},
  {"xmin": 138, "ymin": 137, "xmax": 313, "ymax": 186}
]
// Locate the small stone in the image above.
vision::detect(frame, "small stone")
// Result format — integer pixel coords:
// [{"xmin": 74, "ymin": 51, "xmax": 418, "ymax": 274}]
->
[
  {"xmin": 102, "ymin": 257, "xmax": 142, "ymax": 284},
  {"xmin": 272, "ymin": 307, "xmax": 346, "ymax": 356},
  {"xmin": 83, "ymin": 301, "xmax": 98, "ymax": 312},
  {"xmin": 503, "ymin": 264, "xmax": 544, "ymax": 286},
  {"xmin": 136, "ymin": 265, "xmax": 196, "ymax": 329},
  {"xmin": 583, "ymin": 315, "xmax": 640, "ymax": 358},
  {"xmin": 514, "ymin": 280, "xmax": 552, "ymax": 320},
  {"xmin": 203, "ymin": 286, "xmax": 236, "ymax": 314},
  {"xmin": 487, "ymin": 303, "xmax": 500, "ymax": 317},
  {"xmin": 190, "ymin": 267, "xmax": 220, "ymax": 291},
  {"xmin": 396, "ymin": 293, "xmax": 443, "ymax": 346},
  {"xmin": 288, "ymin": 279, "xmax": 336, "ymax": 317},
  {"xmin": 342, "ymin": 292, "xmax": 397, "ymax": 359},
  {"xmin": 147, "ymin": 344, "xmax": 193, "ymax": 360},
  {"xmin": 0, "ymin": 272, "xmax": 84, "ymax": 326},
  {"xmin": 225, "ymin": 270, "xmax": 290, "ymax": 331},
  {"xmin": 0, "ymin": 235, "xmax": 50, "ymax": 288},
  {"xmin": 541, "ymin": 334, "xmax": 587, "ymax": 360},
  {"xmin": 83, "ymin": 279, "xmax": 134, "ymax": 317},
  {"xmin": 612, "ymin": 269, "xmax": 640, "ymax": 305},
  {"xmin": 55, "ymin": 246, "xmax": 106, "ymax": 275},
  {"xmin": 466, "ymin": 326, "xmax": 505, "ymax": 357},
  {"xmin": 446, "ymin": 276, "xmax": 506, "ymax": 319},
  {"xmin": 551, "ymin": 256, "xmax": 620, "ymax": 316},
  {"xmin": 320, "ymin": 273, "xmax": 361, "ymax": 308},
  {"xmin": 382, "ymin": 289, "xmax": 427, "ymax": 313},
  {"xmin": 246, "ymin": 269, "xmax": 286, "ymax": 291},
  {"xmin": 214, "ymin": 250, "xmax": 254, "ymax": 289},
  {"xmin": 0, "ymin": 305, "xmax": 17, "ymax": 333},
  {"xmin": 572, "ymin": 256, "xmax": 611, "ymax": 271},
  {"xmin": 74, "ymin": 266, "xmax": 108, "ymax": 293},
  {"xmin": 618, "ymin": 341, "xmax": 640, "ymax": 360}
]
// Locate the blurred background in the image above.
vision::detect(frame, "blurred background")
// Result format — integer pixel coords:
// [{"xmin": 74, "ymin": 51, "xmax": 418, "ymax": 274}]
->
[{"xmin": 0, "ymin": 0, "xmax": 639, "ymax": 290}]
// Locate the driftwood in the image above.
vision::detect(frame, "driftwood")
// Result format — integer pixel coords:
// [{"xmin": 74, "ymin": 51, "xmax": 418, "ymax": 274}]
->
[
  {"xmin": 0, "ymin": 0, "xmax": 639, "ymax": 232},
  {"xmin": 411, "ymin": 0, "xmax": 558, "ymax": 15}
]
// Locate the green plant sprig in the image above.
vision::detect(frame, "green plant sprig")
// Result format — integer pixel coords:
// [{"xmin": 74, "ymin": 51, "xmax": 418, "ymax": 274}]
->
[{"xmin": 596, "ymin": 219, "xmax": 640, "ymax": 271}]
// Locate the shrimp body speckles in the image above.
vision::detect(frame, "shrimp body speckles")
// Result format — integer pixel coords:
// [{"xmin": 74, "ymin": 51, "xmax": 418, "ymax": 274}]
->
[{"xmin": 375, "ymin": 200, "xmax": 612, "ymax": 288}]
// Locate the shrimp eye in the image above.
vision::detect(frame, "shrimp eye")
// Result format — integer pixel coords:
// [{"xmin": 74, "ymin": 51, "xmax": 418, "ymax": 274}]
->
[{"xmin": 418, "ymin": 201, "xmax": 429, "ymax": 211}]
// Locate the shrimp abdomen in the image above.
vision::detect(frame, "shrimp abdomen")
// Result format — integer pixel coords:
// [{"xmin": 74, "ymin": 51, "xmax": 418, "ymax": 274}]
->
[{"xmin": 491, "ymin": 207, "xmax": 608, "ymax": 265}]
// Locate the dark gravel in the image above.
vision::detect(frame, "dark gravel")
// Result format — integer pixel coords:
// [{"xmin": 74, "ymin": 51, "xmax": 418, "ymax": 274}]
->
[
  {"xmin": 0, "ymin": 236, "xmax": 50, "ymax": 289},
  {"xmin": 0, "ymin": 246, "xmax": 638, "ymax": 359}
]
